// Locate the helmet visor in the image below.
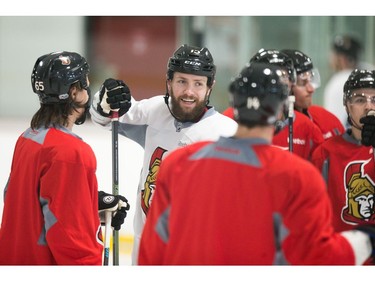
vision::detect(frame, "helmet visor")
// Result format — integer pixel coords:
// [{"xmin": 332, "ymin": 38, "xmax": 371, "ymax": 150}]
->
[{"xmin": 295, "ymin": 68, "xmax": 321, "ymax": 89}]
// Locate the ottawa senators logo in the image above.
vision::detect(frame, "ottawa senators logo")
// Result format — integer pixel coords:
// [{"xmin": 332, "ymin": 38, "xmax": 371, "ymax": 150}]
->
[
  {"xmin": 141, "ymin": 147, "xmax": 167, "ymax": 215},
  {"xmin": 342, "ymin": 160, "xmax": 375, "ymax": 225},
  {"xmin": 58, "ymin": 55, "xmax": 71, "ymax": 65},
  {"xmin": 96, "ymin": 224, "xmax": 104, "ymax": 246}
]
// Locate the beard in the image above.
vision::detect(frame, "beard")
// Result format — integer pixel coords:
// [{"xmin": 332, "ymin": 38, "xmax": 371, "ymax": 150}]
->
[
  {"xmin": 74, "ymin": 87, "xmax": 91, "ymax": 125},
  {"xmin": 169, "ymin": 89, "xmax": 209, "ymax": 122}
]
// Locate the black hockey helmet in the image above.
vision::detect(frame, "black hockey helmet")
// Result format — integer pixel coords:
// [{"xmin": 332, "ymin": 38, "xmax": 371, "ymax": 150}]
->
[
  {"xmin": 280, "ymin": 49, "xmax": 321, "ymax": 89},
  {"xmin": 343, "ymin": 69, "xmax": 375, "ymax": 105},
  {"xmin": 167, "ymin": 44, "xmax": 216, "ymax": 87},
  {"xmin": 31, "ymin": 51, "xmax": 90, "ymax": 104},
  {"xmin": 229, "ymin": 62, "xmax": 289, "ymax": 127},
  {"xmin": 250, "ymin": 49, "xmax": 296, "ymax": 84},
  {"xmin": 333, "ymin": 35, "xmax": 362, "ymax": 61},
  {"xmin": 280, "ymin": 49, "xmax": 313, "ymax": 75}
]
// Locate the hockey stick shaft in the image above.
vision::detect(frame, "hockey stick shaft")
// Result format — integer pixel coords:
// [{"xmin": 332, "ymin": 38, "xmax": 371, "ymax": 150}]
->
[
  {"xmin": 288, "ymin": 96, "xmax": 295, "ymax": 153},
  {"xmin": 103, "ymin": 211, "xmax": 112, "ymax": 265},
  {"xmin": 111, "ymin": 111, "xmax": 120, "ymax": 265}
]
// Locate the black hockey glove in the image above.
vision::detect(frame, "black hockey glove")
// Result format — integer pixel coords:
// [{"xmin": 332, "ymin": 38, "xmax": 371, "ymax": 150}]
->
[
  {"xmin": 98, "ymin": 190, "xmax": 130, "ymax": 231},
  {"xmin": 97, "ymin": 78, "xmax": 131, "ymax": 118},
  {"xmin": 360, "ymin": 111, "xmax": 375, "ymax": 147}
]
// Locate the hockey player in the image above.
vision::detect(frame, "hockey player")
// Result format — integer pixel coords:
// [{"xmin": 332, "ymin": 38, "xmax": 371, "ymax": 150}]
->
[
  {"xmin": 281, "ymin": 49, "xmax": 345, "ymax": 140},
  {"xmin": 138, "ymin": 62, "xmax": 375, "ymax": 265},
  {"xmin": 90, "ymin": 44, "xmax": 238, "ymax": 264},
  {"xmin": 323, "ymin": 35, "xmax": 373, "ymax": 127},
  {"xmin": 223, "ymin": 49, "xmax": 324, "ymax": 160},
  {"xmin": 311, "ymin": 69, "xmax": 375, "ymax": 264},
  {"xmin": 0, "ymin": 51, "xmax": 129, "ymax": 265}
]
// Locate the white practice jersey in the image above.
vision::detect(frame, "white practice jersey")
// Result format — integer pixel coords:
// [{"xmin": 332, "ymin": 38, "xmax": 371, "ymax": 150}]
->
[{"xmin": 90, "ymin": 94, "xmax": 238, "ymax": 264}]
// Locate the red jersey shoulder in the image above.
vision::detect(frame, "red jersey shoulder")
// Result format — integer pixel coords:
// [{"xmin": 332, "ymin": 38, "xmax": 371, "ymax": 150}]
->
[
  {"xmin": 311, "ymin": 133, "xmax": 347, "ymax": 162},
  {"xmin": 309, "ymin": 105, "xmax": 340, "ymax": 120},
  {"xmin": 294, "ymin": 110, "xmax": 323, "ymax": 132},
  {"xmin": 317, "ymin": 133, "xmax": 351, "ymax": 151},
  {"xmin": 309, "ymin": 105, "xmax": 345, "ymax": 137},
  {"xmin": 222, "ymin": 107, "xmax": 234, "ymax": 119},
  {"xmin": 44, "ymin": 128, "xmax": 96, "ymax": 167},
  {"xmin": 267, "ymin": 144, "xmax": 315, "ymax": 167}
]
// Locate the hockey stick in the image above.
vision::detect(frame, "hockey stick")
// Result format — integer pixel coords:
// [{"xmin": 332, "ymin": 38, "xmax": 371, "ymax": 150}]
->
[
  {"xmin": 103, "ymin": 211, "xmax": 112, "ymax": 265},
  {"xmin": 111, "ymin": 111, "xmax": 120, "ymax": 265},
  {"xmin": 288, "ymin": 95, "xmax": 295, "ymax": 153}
]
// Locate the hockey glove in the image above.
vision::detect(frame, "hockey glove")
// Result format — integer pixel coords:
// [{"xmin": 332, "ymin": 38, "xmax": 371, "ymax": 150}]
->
[
  {"xmin": 98, "ymin": 190, "xmax": 130, "ymax": 231},
  {"xmin": 360, "ymin": 111, "xmax": 375, "ymax": 147},
  {"xmin": 97, "ymin": 78, "xmax": 131, "ymax": 118}
]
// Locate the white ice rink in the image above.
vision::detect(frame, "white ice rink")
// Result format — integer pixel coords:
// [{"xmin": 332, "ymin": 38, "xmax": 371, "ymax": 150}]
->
[{"xmin": 0, "ymin": 117, "xmax": 144, "ymax": 265}]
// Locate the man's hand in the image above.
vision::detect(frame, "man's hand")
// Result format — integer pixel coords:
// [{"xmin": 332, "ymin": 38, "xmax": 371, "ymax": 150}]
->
[
  {"xmin": 98, "ymin": 190, "xmax": 130, "ymax": 231},
  {"xmin": 360, "ymin": 110, "xmax": 375, "ymax": 147},
  {"xmin": 97, "ymin": 78, "xmax": 131, "ymax": 117}
]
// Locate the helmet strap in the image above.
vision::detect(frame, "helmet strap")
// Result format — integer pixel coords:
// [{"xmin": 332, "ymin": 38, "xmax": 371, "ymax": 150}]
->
[
  {"xmin": 205, "ymin": 88, "xmax": 212, "ymax": 105},
  {"xmin": 164, "ymin": 79, "xmax": 171, "ymax": 106},
  {"xmin": 164, "ymin": 80, "xmax": 183, "ymax": 122}
]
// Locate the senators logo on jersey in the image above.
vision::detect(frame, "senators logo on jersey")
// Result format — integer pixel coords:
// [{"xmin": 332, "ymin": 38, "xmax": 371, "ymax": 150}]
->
[
  {"xmin": 342, "ymin": 159, "xmax": 375, "ymax": 225},
  {"xmin": 141, "ymin": 147, "xmax": 167, "ymax": 215}
]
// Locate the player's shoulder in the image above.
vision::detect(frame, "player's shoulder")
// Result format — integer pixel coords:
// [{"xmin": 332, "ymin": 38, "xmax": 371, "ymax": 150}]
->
[
  {"xmin": 308, "ymin": 105, "xmax": 337, "ymax": 123},
  {"xmin": 139, "ymin": 95, "xmax": 166, "ymax": 107},
  {"xmin": 199, "ymin": 107, "xmax": 238, "ymax": 131},
  {"xmin": 309, "ymin": 105, "xmax": 327, "ymax": 114},
  {"xmin": 47, "ymin": 126, "xmax": 92, "ymax": 152},
  {"xmin": 314, "ymin": 132, "xmax": 345, "ymax": 152},
  {"xmin": 211, "ymin": 108, "xmax": 238, "ymax": 124},
  {"xmin": 309, "ymin": 104, "xmax": 335, "ymax": 117},
  {"xmin": 295, "ymin": 110, "xmax": 310, "ymax": 122},
  {"xmin": 269, "ymin": 144, "xmax": 319, "ymax": 172},
  {"xmin": 221, "ymin": 106, "xmax": 234, "ymax": 119},
  {"xmin": 309, "ymin": 105, "xmax": 345, "ymax": 129},
  {"xmin": 164, "ymin": 140, "xmax": 213, "ymax": 163},
  {"xmin": 294, "ymin": 110, "xmax": 317, "ymax": 127}
]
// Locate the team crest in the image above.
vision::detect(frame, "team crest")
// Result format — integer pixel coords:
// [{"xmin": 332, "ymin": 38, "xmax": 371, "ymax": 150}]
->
[
  {"xmin": 342, "ymin": 159, "xmax": 375, "ymax": 225},
  {"xmin": 141, "ymin": 147, "xmax": 167, "ymax": 215}
]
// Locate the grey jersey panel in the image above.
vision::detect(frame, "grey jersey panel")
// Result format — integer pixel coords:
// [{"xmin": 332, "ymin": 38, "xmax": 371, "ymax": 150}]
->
[{"xmin": 189, "ymin": 137, "xmax": 269, "ymax": 167}]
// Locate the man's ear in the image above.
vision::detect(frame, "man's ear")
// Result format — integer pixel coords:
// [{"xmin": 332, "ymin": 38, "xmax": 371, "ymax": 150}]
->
[
  {"xmin": 166, "ymin": 79, "xmax": 172, "ymax": 92},
  {"xmin": 70, "ymin": 86, "xmax": 78, "ymax": 100}
]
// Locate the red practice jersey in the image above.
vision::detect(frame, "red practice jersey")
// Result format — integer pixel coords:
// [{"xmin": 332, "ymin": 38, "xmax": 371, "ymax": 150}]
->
[
  {"xmin": 0, "ymin": 126, "xmax": 103, "ymax": 265},
  {"xmin": 222, "ymin": 106, "xmax": 235, "ymax": 119},
  {"xmin": 308, "ymin": 105, "xmax": 345, "ymax": 140},
  {"xmin": 222, "ymin": 107, "xmax": 324, "ymax": 160},
  {"xmin": 272, "ymin": 111, "xmax": 323, "ymax": 160},
  {"xmin": 311, "ymin": 131, "xmax": 375, "ymax": 232},
  {"xmin": 139, "ymin": 137, "xmax": 362, "ymax": 265}
]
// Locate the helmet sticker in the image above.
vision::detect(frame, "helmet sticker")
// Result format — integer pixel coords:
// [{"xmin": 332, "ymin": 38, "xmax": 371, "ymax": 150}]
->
[{"xmin": 59, "ymin": 55, "xmax": 71, "ymax": 66}]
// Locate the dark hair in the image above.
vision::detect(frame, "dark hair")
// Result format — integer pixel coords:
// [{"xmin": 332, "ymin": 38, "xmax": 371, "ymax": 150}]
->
[
  {"xmin": 30, "ymin": 81, "xmax": 83, "ymax": 129},
  {"xmin": 333, "ymin": 35, "xmax": 362, "ymax": 61}
]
